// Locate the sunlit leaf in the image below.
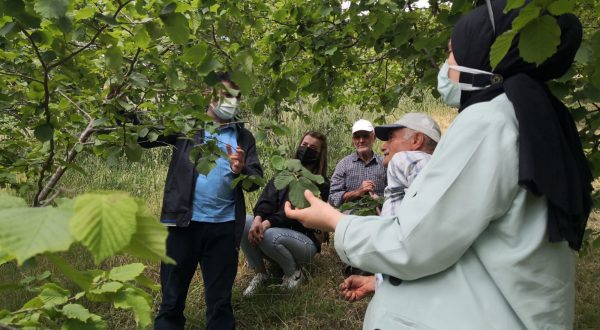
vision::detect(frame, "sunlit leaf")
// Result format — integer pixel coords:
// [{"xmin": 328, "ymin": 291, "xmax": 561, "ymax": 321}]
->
[
  {"xmin": 490, "ymin": 30, "xmax": 516, "ymax": 69},
  {"xmin": 0, "ymin": 193, "xmax": 27, "ymax": 209},
  {"xmin": 0, "ymin": 206, "xmax": 73, "ymax": 264},
  {"xmin": 62, "ymin": 304, "xmax": 94, "ymax": 322},
  {"xmin": 70, "ymin": 192, "xmax": 138, "ymax": 264},
  {"xmin": 39, "ymin": 283, "xmax": 70, "ymax": 307},
  {"xmin": 132, "ymin": 25, "xmax": 150, "ymax": 49},
  {"xmin": 113, "ymin": 288, "xmax": 152, "ymax": 329}
]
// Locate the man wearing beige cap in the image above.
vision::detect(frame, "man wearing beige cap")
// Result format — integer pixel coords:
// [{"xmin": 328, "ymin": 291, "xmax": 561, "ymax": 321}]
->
[
  {"xmin": 374, "ymin": 112, "xmax": 441, "ymax": 217},
  {"xmin": 328, "ymin": 119, "xmax": 387, "ymax": 208}
]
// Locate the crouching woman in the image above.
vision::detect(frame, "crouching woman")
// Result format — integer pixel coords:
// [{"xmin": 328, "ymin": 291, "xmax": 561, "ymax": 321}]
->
[{"xmin": 241, "ymin": 131, "xmax": 329, "ymax": 296}]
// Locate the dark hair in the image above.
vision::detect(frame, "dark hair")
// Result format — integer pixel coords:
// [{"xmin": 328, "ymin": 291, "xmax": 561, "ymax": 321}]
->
[
  {"xmin": 215, "ymin": 71, "xmax": 240, "ymax": 92},
  {"xmin": 299, "ymin": 131, "xmax": 328, "ymax": 178}
]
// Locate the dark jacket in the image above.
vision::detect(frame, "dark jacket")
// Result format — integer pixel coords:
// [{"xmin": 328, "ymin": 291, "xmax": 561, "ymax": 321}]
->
[
  {"xmin": 253, "ymin": 178, "xmax": 329, "ymax": 251},
  {"xmin": 139, "ymin": 123, "xmax": 263, "ymax": 246}
]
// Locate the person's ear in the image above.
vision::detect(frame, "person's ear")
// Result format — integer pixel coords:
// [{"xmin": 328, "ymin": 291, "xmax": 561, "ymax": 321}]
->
[{"xmin": 413, "ymin": 133, "xmax": 425, "ymax": 150}]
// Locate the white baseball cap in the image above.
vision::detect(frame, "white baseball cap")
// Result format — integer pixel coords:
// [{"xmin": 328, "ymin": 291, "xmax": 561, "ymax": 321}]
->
[
  {"xmin": 352, "ymin": 119, "xmax": 374, "ymax": 134},
  {"xmin": 375, "ymin": 113, "xmax": 441, "ymax": 143}
]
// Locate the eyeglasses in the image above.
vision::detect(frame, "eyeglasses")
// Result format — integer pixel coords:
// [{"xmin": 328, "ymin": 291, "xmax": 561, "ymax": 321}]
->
[{"xmin": 352, "ymin": 133, "xmax": 371, "ymax": 140}]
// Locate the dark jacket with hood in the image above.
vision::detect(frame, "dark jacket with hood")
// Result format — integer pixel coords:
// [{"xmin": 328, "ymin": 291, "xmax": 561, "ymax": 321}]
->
[{"xmin": 139, "ymin": 122, "xmax": 263, "ymax": 246}]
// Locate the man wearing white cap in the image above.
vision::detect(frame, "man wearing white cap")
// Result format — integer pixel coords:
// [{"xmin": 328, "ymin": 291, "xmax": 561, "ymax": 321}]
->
[
  {"xmin": 328, "ymin": 119, "xmax": 387, "ymax": 208},
  {"xmin": 338, "ymin": 113, "xmax": 441, "ymax": 302}
]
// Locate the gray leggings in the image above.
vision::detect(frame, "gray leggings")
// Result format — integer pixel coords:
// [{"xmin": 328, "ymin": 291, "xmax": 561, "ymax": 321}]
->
[{"xmin": 241, "ymin": 215, "xmax": 317, "ymax": 276}]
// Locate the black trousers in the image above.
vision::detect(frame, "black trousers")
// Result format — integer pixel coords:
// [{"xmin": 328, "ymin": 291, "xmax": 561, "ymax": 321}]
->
[{"xmin": 154, "ymin": 221, "xmax": 238, "ymax": 330}]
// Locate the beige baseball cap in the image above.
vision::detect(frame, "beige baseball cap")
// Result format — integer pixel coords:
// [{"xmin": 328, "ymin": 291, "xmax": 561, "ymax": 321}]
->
[{"xmin": 375, "ymin": 113, "xmax": 441, "ymax": 143}]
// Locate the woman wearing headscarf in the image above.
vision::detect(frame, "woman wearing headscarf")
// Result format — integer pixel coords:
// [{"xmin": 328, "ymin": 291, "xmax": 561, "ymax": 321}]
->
[{"xmin": 284, "ymin": 0, "xmax": 593, "ymax": 328}]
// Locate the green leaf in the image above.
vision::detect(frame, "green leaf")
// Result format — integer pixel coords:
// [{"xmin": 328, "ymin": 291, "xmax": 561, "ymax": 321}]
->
[
  {"xmin": 288, "ymin": 179, "xmax": 309, "ymax": 208},
  {"xmin": 70, "ymin": 192, "xmax": 138, "ymax": 264},
  {"xmin": 231, "ymin": 70, "xmax": 252, "ymax": 96},
  {"xmin": 122, "ymin": 201, "xmax": 174, "ymax": 264},
  {"xmin": 160, "ymin": 12, "xmax": 189, "ymax": 45},
  {"xmin": 490, "ymin": 30, "xmax": 516, "ymax": 69},
  {"xmin": 34, "ymin": 0, "xmax": 68, "ymax": 19},
  {"xmin": 511, "ymin": 3, "xmax": 541, "ymax": 30},
  {"xmin": 504, "ymin": 0, "xmax": 525, "ymax": 12},
  {"xmin": 132, "ymin": 25, "xmax": 150, "ymax": 49},
  {"xmin": 0, "ymin": 206, "xmax": 73, "ymax": 265},
  {"xmin": 105, "ymin": 46, "xmax": 123, "ymax": 73},
  {"xmin": 518, "ymin": 15, "xmax": 561, "ymax": 65},
  {"xmin": 547, "ymin": 0, "xmax": 574, "ymax": 15},
  {"xmin": 271, "ymin": 155, "xmax": 286, "ymax": 171},
  {"xmin": 61, "ymin": 304, "xmax": 93, "ymax": 322},
  {"xmin": 182, "ymin": 44, "xmax": 207, "ymax": 65},
  {"xmin": 62, "ymin": 316, "xmax": 106, "ymax": 330},
  {"xmin": 108, "ymin": 263, "xmax": 145, "ymax": 282},
  {"xmin": 298, "ymin": 176, "xmax": 320, "ymax": 196},
  {"xmin": 113, "ymin": 288, "xmax": 152, "ymax": 329},
  {"xmin": 286, "ymin": 159, "xmax": 303, "ymax": 172},
  {"xmin": 196, "ymin": 157, "xmax": 217, "ymax": 176},
  {"xmin": 274, "ymin": 171, "xmax": 294, "ymax": 190},
  {"xmin": 135, "ymin": 274, "xmax": 160, "ymax": 291},
  {"xmin": 198, "ymin": 53, "xmax": 222, "ymax": 75},
  {"xmin": 46, "ymin": 254, "xmax": 98, "ymax": 290},
  {"xmin": 300, "ymin": 168, "xmax": 325, "ymax": 185},
  {"xmin": 125, "ymin": 143, "xmax": 143, "ymax": 162},
  {"xmin": 0, "ymin": 193, "xmax": 27, "ymax": 209},
  {"xmin": 74, "ymin": 7, "xmax": 95, "ymax": 20},
  {"xmin": 90, "ymin": 281, "xmax": 123, "ymax": 294},
  {"xmin": 34, "ymin": 123, "xmax": 53, "ymax": 142},
  {"xmin": 39, "ymin": 283, "xmax": 70, "ymax": 307},
  {"xmin": 129, "ymin": 72, "xmax": 149, "ymax": 88}
]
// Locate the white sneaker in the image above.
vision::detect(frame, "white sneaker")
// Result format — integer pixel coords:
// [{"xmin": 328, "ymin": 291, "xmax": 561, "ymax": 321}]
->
[
  {"xmin": 281, "ymin": 269, "xmax": 303, "ymax": 289},
  {"xmin": 243, "ymin": 273, "xmax": 269, "ymax": 297}
]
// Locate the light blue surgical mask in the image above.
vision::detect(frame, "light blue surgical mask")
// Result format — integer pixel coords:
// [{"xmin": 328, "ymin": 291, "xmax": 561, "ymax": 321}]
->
[
  {"xmin": 212, "ymin": 97, "xmax": 239, "ymax": 120},
  {"xmin": 437, "ymin": 60, "xmax": 462, "ymax": 108}
]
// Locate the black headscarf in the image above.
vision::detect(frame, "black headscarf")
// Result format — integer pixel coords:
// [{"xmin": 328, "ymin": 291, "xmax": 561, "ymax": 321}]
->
[{"xmin": 451, "ymin": 0, "xmax": 593, "ymax": 250}]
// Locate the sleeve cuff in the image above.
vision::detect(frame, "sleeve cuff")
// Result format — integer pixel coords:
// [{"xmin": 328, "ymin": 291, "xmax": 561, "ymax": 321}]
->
[{"xmin": 334, "ymin": 215, "xmax": 353, "ymax": 265}]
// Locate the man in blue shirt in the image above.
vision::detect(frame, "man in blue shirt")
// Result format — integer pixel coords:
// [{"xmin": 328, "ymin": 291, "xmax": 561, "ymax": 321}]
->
[{"xmin": 145, "ymin": 73, "xmax": 263, "ymax": 330}]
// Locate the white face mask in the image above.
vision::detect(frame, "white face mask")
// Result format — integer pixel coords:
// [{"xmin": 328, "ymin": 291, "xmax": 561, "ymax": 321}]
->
[
  {"xmin": 437, "ymin": 60, "xmax": 462, "ymax": 108},
  {"xmin": 212, "ymin": 97, "xmax": 239, "ymax": 120},
  {"xmin": 437, "ymin": 60, "xmax": 498, "ymax": 108}
]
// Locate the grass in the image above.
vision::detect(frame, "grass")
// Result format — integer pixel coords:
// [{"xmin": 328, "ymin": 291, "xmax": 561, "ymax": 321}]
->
[{"xmin": 1, "ymin": 97, "xmax": 599, "ymax": 329}]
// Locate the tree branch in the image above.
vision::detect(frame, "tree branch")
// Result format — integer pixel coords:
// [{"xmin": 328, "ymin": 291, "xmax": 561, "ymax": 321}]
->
[
  {"xmin": 36, "ymin": 113, "xmax": 95, "ymax": 203},
  {"xmin": 49, "ymin": 0, "xmax": 132, "ymax": 70},
  {"xmin": 0, "ymin": 70, "xmax": 43, "ymax": 84},
  {"xmin": 211, "ymin": 24, "xmax": 232, "ymax": 61}
]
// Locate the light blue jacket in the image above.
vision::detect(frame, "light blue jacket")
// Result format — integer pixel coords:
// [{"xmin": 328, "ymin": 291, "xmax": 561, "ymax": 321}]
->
[{"xmin": 334, "ymin": 94, "xmax": 575, "ymax": 330}]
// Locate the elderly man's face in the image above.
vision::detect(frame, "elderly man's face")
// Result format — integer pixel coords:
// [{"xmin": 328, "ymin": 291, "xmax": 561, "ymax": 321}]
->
[
  {"xmin": 381, "ymin": 128, "xmax": 417, "ymax": 167},
  {"xmin": 352, "ymin": 131, "xmax": 375, "ymax": 154}
]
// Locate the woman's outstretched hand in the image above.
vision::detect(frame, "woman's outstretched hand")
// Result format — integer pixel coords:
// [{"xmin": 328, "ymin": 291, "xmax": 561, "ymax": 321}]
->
[{"xmin": 284, "ymin": 190, "xmax": 343, "ymax": 232}]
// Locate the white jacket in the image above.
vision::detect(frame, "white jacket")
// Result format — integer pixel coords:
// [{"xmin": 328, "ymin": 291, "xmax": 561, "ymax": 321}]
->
[{"xmin": 334, "ymin": 94, "xmax": 575, "ymax": 330}]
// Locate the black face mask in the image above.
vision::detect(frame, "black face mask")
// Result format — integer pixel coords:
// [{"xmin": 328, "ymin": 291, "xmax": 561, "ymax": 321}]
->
[{"xmin": 296, "ymin": 146, "xmax": 318, "ymax": 166}]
